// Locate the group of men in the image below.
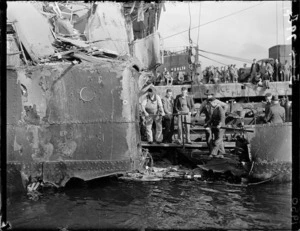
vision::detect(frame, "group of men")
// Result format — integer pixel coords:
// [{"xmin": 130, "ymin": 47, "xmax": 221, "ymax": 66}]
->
[
  {"xmin": 249, "ymin": 59, "xmax": 291, "ymax": 87},
  {"xmin": 154, "ymin": 70, "xmax": 192, "ymax": 86},
  {"xmin": 141, "ymin": 87, "xmax": 230, "ymax": 158},
  {"xmin": 203, "ymin": 65, "xmax": 239, "ymax": 84},
  {"xmin": 141, "ymin": 86, "xmax": 288, "ymax": 158}
]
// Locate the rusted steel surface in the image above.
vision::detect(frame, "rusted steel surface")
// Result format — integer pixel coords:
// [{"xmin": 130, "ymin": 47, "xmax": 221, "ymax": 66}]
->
[
  {"xmin": 7, "ymin": 60, "xmax": 142, "ymax": 187},
  {"xmin": 249, "ymin": 161, "xmax": 292, "ymax": 182},
  {"xmin": 154, "ymin": 82, "xmax": 292, "ymax": 99},
  {"xmin": 245, "ymin": 123, "xmax": 292, "ymax": 162},
  {"xmin": 42, "ymin": 160, "xmax": 132, "ymax": 187}
]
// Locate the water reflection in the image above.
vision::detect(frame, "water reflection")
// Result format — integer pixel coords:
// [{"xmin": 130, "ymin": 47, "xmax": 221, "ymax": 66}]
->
[{"xmin": 8, "ymin": 179, "xmax": 291, "ymax": 230}]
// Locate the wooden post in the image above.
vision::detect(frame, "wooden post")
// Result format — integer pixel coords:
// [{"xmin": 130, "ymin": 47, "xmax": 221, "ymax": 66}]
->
[
  {"xmin": 184, "ymin": 115, "xmax": 187, "ymax": 145},
  {"xmin": 181, "ymin": 114, "xmax": 185, "ymax": 148}
]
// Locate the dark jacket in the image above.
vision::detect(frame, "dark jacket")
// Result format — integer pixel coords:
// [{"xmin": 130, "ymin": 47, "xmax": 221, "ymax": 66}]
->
[
  {"xmin": 250, "ymin": 63, "xmax": 260, "ymax": 74},
  {"xmin": 199, "ymin": 99, "xmax": 228, "ymax": 122},
  {"xmin": 162, "ymin": 96, "xmax": 174, "ymax": 119},
  {"xmin": 174, "ymin": 94, "xmax": 195, "ymax": 114},
  {"xmin": 207, "ymin": 105, "xmax": 225, "ymax": 127},
  {"xmin": 265, "ymin": 103, "xmax": 286, "ymax": 124},
  {"xmin": 274, "ymin": 62, "xmax": 281, "ymax": 74},
  {"xmin": 264, "ymin": 101, "xmax": 272, "ymax": 121}
]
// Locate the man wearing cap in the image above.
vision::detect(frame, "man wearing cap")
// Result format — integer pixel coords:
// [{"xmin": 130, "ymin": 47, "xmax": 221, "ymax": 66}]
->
[
  {"xmin": 199, "ymin": 90, "xmax": 228, "ymax": 151},
  {"xmin": 250, "ymin": 59, "xmax": 261, "ymax": 84},
  {"xmin": 174, "ymin": 87, "xmax": 195, "ymax": 144},
  {"xmin": 162, "ymin": 89, "xmax": 175, "ymax": 143},
  {"xmin": 265, "ymin": 95, "xmax": 286, "ymax": 124},
  {"xmin": 263, "ymin": 92, "xmax": 272, "ymax": 122},
  {"xmin": 141, "ymin": 88, "xmax": 165, "ymax": 144},
  {"xmin": 206, "ymin": 98, "xmax": 226, "ymax": 158}
]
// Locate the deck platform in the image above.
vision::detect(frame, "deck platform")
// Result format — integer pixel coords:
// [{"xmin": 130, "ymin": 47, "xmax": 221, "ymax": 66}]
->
[
  {"xmin": 141, "ymin": 141, "xmax": 236, "ymax": 148},
  {"xmin": 153, "ymin": 82, "xmax": 291, "ymax": 99}
]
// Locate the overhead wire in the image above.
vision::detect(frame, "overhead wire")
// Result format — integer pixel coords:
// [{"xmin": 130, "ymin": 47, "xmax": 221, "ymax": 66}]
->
[{"xmin": 162, "ymin": 2, "xmax": 265, "ymax": 40}]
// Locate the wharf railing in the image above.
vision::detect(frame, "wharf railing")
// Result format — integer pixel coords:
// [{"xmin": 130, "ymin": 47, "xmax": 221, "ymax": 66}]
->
[{"xmin": 143, "ymin": 112, "xmax": 254, "ymax": 149}]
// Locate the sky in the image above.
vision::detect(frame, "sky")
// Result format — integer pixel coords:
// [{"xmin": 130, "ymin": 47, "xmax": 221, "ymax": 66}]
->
[{"xmin": 157, "ymin": 1, "xmax": 292, "ymax": 68}]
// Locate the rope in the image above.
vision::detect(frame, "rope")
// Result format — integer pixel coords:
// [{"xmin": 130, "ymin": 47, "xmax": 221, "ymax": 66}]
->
[
  {"xmin": 282, "ymin": 1, "xmax": 286, "ymax": 54},
  {"xmin": 198, "ymin": 53, "xmax": 228, "ymax": 66},
  {"xmin": 162, "ymin": 2, "xmax": 265, "ymax": 40},
  {"xmin": 198, "ymin": 49, "xmax": 252, "ymax": 63},
  {"xmin": 188, "ymin": 2, "xmax": 192, "ymax": 45},
  {"xmin": 276, "ymin": 1, "xmax": 278, "ymax": 47},
  {"xmin": 196, "ymin": 2, "xmax": 201, "ymax": 48}
]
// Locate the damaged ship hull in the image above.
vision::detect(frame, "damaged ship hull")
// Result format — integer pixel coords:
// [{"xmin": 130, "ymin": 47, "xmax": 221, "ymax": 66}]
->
[
  {"xmin": 176, "ymin": 123, "xmax": 292, "ymax": 183},
  {"xmin": 7, "ymin": 60, "xmax": 143, "ymax": 192},
  {"xmin": 245, "ymin": 123, "xmax": 292, "ymax": 182}
]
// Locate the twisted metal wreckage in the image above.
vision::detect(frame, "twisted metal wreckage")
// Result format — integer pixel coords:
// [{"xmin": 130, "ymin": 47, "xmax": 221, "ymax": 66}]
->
[
  {"xmin": 6, "ymin": 1, "xmax": 164, "ymax": 193},
  {"xmin": 6, "ymin": 2, "xmax": 292, "ymax": 195}
]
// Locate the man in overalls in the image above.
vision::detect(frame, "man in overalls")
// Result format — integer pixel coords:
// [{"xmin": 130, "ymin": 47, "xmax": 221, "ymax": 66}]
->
[
  {"xmin": 141, "ymin": 88, "xmax": 165, "ymax": 144},
  {"xmin": 206, "ymin": 98, "xmax": 226, "ymax": 158},
  {"xmin": 200, "ymin": 90, "xmax": 228, "ymax": 153}
]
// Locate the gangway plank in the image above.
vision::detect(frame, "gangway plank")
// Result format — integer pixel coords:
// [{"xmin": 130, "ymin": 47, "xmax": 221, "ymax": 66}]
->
[{"xmin": 141, "ymin": 141, "xmax": 236, "ymax": 148}]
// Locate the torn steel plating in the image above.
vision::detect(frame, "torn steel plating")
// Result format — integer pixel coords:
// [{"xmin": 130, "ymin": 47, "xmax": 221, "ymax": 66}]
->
[{"xmin": 7, "ymin": 58, "xmax": 143, "ymax": 188}]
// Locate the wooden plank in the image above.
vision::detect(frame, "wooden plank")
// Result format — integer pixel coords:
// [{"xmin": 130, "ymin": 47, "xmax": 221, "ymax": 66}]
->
[
  {"xmin": 141, "ymin": 141, "xmax": 235, "ymax": 148},
  {"xmin": 56, "ymin": 35, "xmax": 90, "ymax": 48},
  {"xmin": 71, "ymin": 52, "xmax": 122, "ymax": 63}
]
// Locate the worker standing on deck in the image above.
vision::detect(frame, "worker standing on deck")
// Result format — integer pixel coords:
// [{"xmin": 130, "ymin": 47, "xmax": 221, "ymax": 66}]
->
[
  {"xmin": 263, "ymin": 93, "xmax": 272, "ymax": 121},
  {"xmin": 174, "ymin": 87, "xmax": 195, "ymax": 144},
  {"xmin": 141, "ymin": 88, "xmax": 165, "ymax": 144},
  {"xmin": 250, "ymin": 59, "xmax": 260, "ymax": 84},
  {"xmin": 199, "ymin": 90, "xmax": 228, "ymax": 152},
  {"xmin": 273, "ymin": 59, "xmax": 282, "ymax": 82},
  {"xmin": 162, "ymin": 89, "xmax": 175, "ymax": 143},
  {"xmin": 264, "ymin": 61, "xmax": 273, "ymax": 89},
  {"xmin": 265, "ymin": 95, "xmax": 285, "ymax": 124},
  {"xmin": 205, "ymin": 98, "xmax": 226, "ymax": 158},
  {"xmin": 282, "ymin": 60, "xmax": 290, "ymax": 81}
]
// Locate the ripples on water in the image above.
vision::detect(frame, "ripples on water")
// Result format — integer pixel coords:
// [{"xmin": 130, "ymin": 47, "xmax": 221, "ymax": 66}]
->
[{"xmin": 8, "ymin": 178, "xmax": 291, "ymax": 230}]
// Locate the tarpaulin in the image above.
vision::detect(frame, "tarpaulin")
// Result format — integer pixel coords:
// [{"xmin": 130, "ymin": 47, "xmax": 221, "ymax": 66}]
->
[
  {"xmin": 7, "ymin": 2, "xmax": 55, "ymax": 62},
  {"xmin": 84, "ymin": 2, "xmax": 130, "ymax": 55},
  {"xmin": 132, "ymin": 32, "xmax": 161, "ymax": 70}
]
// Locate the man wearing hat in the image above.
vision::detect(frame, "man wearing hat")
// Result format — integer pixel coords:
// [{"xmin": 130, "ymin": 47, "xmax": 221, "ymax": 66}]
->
[
  {"xmin": 250, "ymin": 58, "xmax": 261, "ymax": 84},
  {"xmin": 199, "ymin": 90, "xmax": 228, "ymax": 151},
  {"xmin": 265, "ymin": 95, "xmax": 285, "ymax": 124},
  {"xmin": 206, "ymin": 97, "xmax": 226, "ymax": 158},
  {"xmin": 141, "ymin": 88, "xmax": 165, "ymax": 144},
  {"xmin": 174, "ymin": 87, "xmax": 195, "ymax": 144},
  {"xmin": 162, "ymin": 89, "xmax": 175, "ymax": 143},
  {"xmin": 263, "ymin": 92, "xmax": 272, "ymax": 122}
]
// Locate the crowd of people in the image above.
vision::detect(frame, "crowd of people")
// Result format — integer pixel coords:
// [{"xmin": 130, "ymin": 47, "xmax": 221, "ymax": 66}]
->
[
  {"xmin": 248, "ymin": 59, "xmax": 292, "ymax": 87},
  {"xmin": 140, "ymin": 87, "xmax": 287, "ymax": 158},
  {"xmin": 150, "ymin": 59, "xmax": 292, "ymax": 87}
]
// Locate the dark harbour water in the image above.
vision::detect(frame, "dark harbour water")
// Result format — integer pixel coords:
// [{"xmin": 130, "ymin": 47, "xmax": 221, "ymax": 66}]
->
[{"xmin": 7, "ymin": 177, "xmax": 291, "ymax": 230}]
